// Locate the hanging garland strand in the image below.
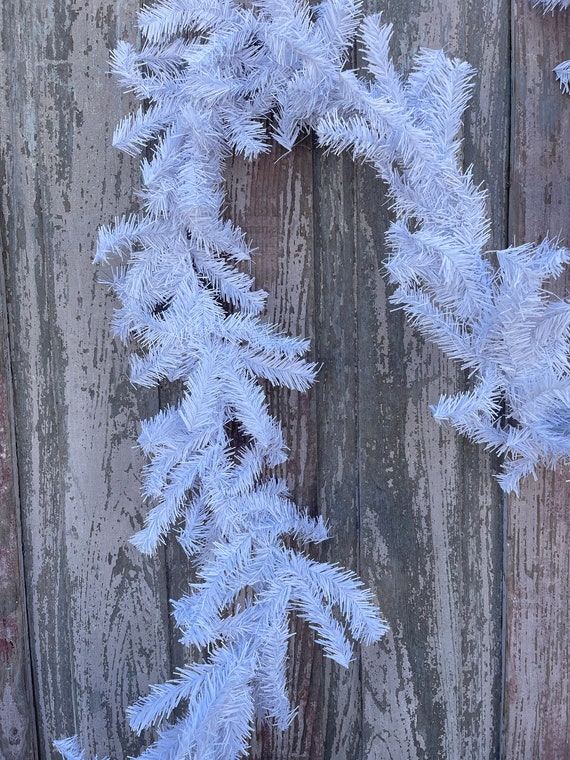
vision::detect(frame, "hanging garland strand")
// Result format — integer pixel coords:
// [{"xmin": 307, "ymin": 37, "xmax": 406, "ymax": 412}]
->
[{"xmin": 56, "ymin": 0, "xmax": 570, "ymax": 758}]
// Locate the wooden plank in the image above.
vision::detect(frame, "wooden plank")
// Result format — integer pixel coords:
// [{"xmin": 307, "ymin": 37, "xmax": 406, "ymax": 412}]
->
[
  {"xmin": 225, "ymin": 139, "xmax": 323, "ymax": 760},
  {"xmin": 0, "ymin": 2, "xmax": 173, "ymax": 758},
  {"xmin": 505, "ymin": 3, "xmax": 570, "ymax": 757},
  {"xmin": 0, "ymin": 239, "xmax": 37, "ymax": 756},
  {"xmin": 316, "ymin": 1, "xmax": 508, "ymax": 757},
  {"xmin": 313, "ymin": 148, "xmax": 363, "ymax": 760}
]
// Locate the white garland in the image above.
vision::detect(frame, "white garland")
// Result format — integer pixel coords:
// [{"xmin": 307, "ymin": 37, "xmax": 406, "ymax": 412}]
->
[{"xmin": 56, "ymin": 1, "xmax": 570, "ymax": 758}]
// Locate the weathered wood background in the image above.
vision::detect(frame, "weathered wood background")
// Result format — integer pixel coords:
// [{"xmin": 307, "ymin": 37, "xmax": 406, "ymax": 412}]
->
[{"xmin": 1, "ymin": 1, "xmax": 569, "ymax": 758}]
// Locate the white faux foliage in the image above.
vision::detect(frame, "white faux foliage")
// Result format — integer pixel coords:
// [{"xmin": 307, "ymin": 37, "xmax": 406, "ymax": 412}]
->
[
  {"xmin": 54, "ymin": 736, "xmax": 108, "ymax": 760},
  {"xmin": 554, "ymin": 59, "xmax": 570, "ymax": 91},
  {"xmin": 58, "ymin": 0, "xmax": 570, "ymax": 758}
]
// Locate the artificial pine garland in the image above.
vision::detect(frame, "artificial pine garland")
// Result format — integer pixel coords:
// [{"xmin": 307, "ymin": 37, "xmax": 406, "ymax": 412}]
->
[{"xmin": 56, "ymin": 1, "xmax": 570, "ymax": 758}]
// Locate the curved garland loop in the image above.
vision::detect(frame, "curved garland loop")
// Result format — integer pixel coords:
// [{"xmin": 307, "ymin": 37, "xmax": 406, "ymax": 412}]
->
[{"xmin": 57, "ymin": 0, "xmax": 570, "ymax": 758}]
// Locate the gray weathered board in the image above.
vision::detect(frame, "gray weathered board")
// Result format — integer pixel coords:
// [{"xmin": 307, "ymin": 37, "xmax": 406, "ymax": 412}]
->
[{"xmin": 0, "ymin": 1, "xmax": 569, "ymax": 758}]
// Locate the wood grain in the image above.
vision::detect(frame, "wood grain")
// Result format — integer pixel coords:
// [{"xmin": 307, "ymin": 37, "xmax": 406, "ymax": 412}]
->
[
  {"xmin": 316, "ymin": 1, "xmax": 509, "ymax": 757},
  {"xmin": 226, "ymin": 140, "xmax": 322, "ymax": 760},
  {"xmin": 0, "ymin": 231, "xmax": 37, "ymax": 757},
  {"xmin": 505, "ymin": 3, "xmax": 570, "ymax": 757},
  {"xmin": 313, "ymin": 148, "xmax": 363, "ymax": 760},
  {"xmin": 3, "ymin": 1, "xmax": 570, "ymax": 758},
  {"xmin": 0, "ymin": 2, "xmax": 170, "ymax": 758}
]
